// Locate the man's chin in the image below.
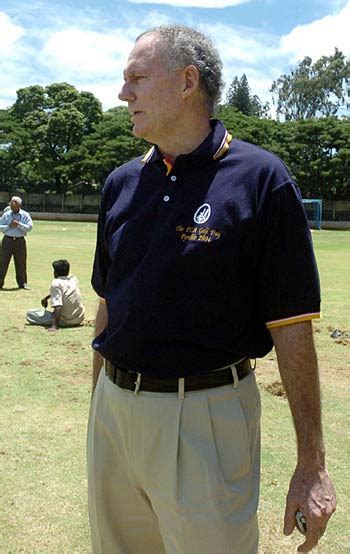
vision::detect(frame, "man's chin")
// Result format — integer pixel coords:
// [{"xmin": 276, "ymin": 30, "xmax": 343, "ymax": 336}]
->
[{"xmin": 132, "ymin": 125, "xmax": 150, "ymax": 141}]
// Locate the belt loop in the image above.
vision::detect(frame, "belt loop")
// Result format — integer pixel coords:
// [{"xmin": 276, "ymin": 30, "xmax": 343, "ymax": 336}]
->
[
  {"xmin": 230, "ymin": 364, "xmax": 239, "ymax": 389},
  {"xmin": 178, "ymin": 377, "xmax": 185, "ymax": 400},
  {"xmin": 134, "ymin": 373, "xmax": 142, "ymax": 395}
]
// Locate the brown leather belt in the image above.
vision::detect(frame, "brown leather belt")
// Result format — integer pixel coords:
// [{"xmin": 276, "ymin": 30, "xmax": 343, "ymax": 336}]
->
[{"xmin": 105, "ymin": 358, "xmax": 252, "ymax": 393}]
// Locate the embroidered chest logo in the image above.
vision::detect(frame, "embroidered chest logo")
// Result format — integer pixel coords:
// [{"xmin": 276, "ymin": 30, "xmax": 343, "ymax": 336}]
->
[
  {"xmin": 176, "ymin": 203, "xmax": 221, "ymax": 243},
  {"xmin": 193, "ymin": 203, "xmax": 211, "ymax": 224}
]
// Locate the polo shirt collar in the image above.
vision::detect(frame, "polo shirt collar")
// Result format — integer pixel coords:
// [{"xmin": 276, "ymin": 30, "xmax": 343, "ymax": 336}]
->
[{"xmin": 141, "ymin": 119, "xmax": 232, "ymax": 168}]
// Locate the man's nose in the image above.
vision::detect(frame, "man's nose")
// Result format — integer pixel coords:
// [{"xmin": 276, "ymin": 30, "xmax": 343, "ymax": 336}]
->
[{"xmin": 118, "ymin": 81, "xmax": 134, "ymax": 102}]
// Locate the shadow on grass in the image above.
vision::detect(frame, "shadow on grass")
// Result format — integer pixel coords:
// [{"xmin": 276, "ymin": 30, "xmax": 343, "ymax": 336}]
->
[
  {"xmin": 24, "ymin": 322, "xmax": 89, "ymax": 330},
  {"xmin": 0, "ymin": 287, "xmax": 22, "ymax": 291}
]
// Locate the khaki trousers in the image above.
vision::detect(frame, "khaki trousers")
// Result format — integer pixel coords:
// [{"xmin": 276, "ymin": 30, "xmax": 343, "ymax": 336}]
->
[{"xmin": 87, "ymin": 369, "xmax": 261, "ymax": 554}]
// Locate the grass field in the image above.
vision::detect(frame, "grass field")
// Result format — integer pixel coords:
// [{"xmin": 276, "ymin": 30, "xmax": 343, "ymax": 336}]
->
[{"xmin": 0, "ymin": 222, "xmax": 349, "ymax": 553}]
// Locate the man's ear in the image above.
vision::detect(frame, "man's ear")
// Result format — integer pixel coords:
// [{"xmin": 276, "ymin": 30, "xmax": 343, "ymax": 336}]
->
[{"xmin": 182, "ymin": 65, "xmax": 201, "ymax": 98}]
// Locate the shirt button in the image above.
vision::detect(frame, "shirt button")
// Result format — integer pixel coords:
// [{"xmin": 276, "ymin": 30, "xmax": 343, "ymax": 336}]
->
[
  {"xmin": 170, "ymin": 175, "xmax": 177, "ymax": 182},
  {"xmin": 163, "ymin": 195, "xmax": 170, "ymax": 202}
]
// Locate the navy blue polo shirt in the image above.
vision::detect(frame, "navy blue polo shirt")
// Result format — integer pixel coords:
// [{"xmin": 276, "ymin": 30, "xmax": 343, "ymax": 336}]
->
[{"xmin": 92, "ymin": 119, "xmax": 320, "ymax": 378}]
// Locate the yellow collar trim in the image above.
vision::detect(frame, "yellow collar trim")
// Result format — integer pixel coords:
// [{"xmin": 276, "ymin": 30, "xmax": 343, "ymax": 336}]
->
[
  {"xmin": 163, "ymin": 158, "xmax": 173, "ymax": 176},
  {"xmin": 213, "ymin": 131, "xmax": 232, "ymax": 160},
  {"xmin": 141, "ymin": 147, "xmax": 155, "ymax": 164},
  {"xmin": 141, "ymin": 130, "xmax": 232, "ymax": 166}
]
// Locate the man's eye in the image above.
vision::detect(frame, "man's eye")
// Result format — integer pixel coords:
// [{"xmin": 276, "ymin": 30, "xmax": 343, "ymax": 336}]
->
[{"xmin": 124, "ymin": 75, "xmax": 146, "ymax": 83}]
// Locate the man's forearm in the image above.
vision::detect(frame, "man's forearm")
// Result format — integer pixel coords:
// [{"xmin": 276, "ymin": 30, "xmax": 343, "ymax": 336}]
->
[
  {"xmin": 51, "ymin": 306, "xmax": 62, "ymax": 329},
  {"xmin": 270, "ymin": 321, "xmax": 324, "ymax": 466},
  {"xmin": 270, "ymin": 320, "xmax": 336, "ymax": 551}
]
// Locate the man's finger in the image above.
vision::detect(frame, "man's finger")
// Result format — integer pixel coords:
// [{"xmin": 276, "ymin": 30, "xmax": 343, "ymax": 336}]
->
[
  {"xmin": 283, "ymin": 500, "xmax": 299, "ymax": 535},
  {"xmin": 297, "ymin": 521, "xmax": 325, "ymax": 552}
]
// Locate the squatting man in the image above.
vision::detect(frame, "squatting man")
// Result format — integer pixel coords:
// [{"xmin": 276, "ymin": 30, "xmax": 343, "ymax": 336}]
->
[
  {"xmin": 26, "ymin": 259, "xmax": 85, "ymax": 331},
  {"xmin": 87, "ymin": 24, "xmax": 336, "ymax": 554}
]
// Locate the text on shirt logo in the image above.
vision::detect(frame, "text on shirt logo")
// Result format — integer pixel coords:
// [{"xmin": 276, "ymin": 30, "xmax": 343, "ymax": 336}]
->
[
  {"xmin": 176, "ymin": 225, "xmax": 221, "ymax": 243},
  {"xmin": 193, "ymin": 203, "xmax": 211, "ymax": 224}
]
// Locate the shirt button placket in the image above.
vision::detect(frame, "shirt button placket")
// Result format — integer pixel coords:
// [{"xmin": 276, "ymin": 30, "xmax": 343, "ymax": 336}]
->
[{"xmin": 163, "ymin": 174, "xmax": 177, "ymax": 202}]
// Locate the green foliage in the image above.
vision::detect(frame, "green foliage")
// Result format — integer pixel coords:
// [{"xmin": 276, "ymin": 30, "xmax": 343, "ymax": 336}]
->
[
  {"xmin": 3, "ymin": 83, "xmax": 103, "ymax": 193},
  {"xmin": 271, "ymin": 49, "xmax": 350, "ymax": 120},
  {"xmin": 218, "ymin": 106, "xmax": 350, "ymax": 199},
  {"xmin": 280, "ymin": 118, "xmax": 350, "ymax": 198},
  {"xmin": 77, "ymin": 107, "xmax": 148, "ymax": 187},
  {"xmin": 0, "ymin": 85, "xmax": 150, "ymax": 194},
  {"xmin": 226, "ymin": 74, "xmax": 269, "ymax": 117},
  {"xmin": 1, "ymin": 75, "xmax": 349, "ymax": 199}
]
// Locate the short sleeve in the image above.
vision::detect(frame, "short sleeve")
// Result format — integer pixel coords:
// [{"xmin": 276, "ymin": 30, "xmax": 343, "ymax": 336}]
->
[
  {"xmin": 50, "ymin": 283, "xmax": 63, "ymax": 307},
  {"xmin": 256, "ymin": 181, "xmax": 321, "ymax": 328}
]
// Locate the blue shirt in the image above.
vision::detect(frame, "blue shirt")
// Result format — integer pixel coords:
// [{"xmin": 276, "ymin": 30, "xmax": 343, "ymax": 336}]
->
[
  {"xmin": 92, "ymin": 120, "xmax": 320, "ymax": 377},
  {"xmin": 0, "ymin": 208, "xmax": 33, "ymax": 237}
]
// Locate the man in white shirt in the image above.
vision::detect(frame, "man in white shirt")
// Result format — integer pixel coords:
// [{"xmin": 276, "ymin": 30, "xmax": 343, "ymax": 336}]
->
[
  {"xmin": 0, "ymin": 196, "xmax": 33, "ymax": 289},
  {"xmin": 26, "ymin": 259, "xmax": 85, "ymax": 331}
]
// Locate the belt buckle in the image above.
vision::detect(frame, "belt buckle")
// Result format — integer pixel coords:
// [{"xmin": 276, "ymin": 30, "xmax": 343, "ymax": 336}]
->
[{"xmin": 134, "ymin": 373, "xmax": 142, "ymax": 395}]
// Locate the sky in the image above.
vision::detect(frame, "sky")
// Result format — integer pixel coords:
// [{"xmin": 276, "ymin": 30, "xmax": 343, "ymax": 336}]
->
[{"xmin": 1, "ymin": 0, "xmax": 350, "ymax": 114}]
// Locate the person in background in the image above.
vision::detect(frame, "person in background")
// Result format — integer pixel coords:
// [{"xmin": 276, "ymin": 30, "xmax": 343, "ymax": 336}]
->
[
  {"xmin": 26, "ymin": 259, "xmax": 85, "ymax": 331},
  {"xmin": 1, "ymin": 205, "xmax": 11, "ymax": 216},
  {"xmin": 87, "ymin": 24, "xmax": 336, "ymax": 554},
  {"xmin": 0, "ymin": 196, "xmax": 33, "ymax": 290}
]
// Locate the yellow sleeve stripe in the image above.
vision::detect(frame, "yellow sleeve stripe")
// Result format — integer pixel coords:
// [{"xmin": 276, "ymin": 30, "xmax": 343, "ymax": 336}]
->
[
  {"xmin": 266, "ymin": 312, "xmax": 320, "ymax": 329},
  {"xmin": 99, "ymin": 297, "xmax": 106, "ymax": 305}
]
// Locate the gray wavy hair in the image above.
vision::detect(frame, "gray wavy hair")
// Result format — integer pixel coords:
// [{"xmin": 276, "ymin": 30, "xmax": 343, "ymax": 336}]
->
[
  {"xmin": 137, "ymin": 25, "xmax": 224, "ymax": 115},
  {"xmin": 10, "ymin": 196, "xmax": 22, "ymax": 206}
]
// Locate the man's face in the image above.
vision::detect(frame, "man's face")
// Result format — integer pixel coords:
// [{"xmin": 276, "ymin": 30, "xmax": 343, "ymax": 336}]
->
[
  {"xmin": 10, "ymin": 200, "xmax": 20, "ymax": 213},
  {"xmin": 118, "ymin": 34, "xmax": 185, "ymax": 146}
]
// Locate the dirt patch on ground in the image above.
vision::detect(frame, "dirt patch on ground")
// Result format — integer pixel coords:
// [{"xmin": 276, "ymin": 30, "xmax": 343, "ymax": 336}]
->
[
  {"xmin": 255, "ymin": 336, "xmax": 349, "ymax": 399},
  {"xmin": 83, "ymin": 319, "xmax": 95, "ymax": 327},
  {"xmin": 260, "ymin": 380, "xmax": 287, "ymax": 398},
  {"xmin": 327, "ymin": 325, "xmax": 350, "ymax": 346}
]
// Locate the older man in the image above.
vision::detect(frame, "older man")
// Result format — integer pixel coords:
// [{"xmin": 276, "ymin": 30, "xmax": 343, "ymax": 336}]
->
[
  {"xmin": 87, "ymin": 25, "xmax": 336, "ymax": 554},
  {"xmin": 0, "ymin": 196, "xmax": 33, "ymax": 289}
]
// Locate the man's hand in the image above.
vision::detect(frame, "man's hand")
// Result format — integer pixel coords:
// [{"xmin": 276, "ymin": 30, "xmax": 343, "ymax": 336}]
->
[
  {"xmin": 9, "ymin": 219, "xmax": 19, "ymax": 228},
  {"xmin": 41, "ymin": 294, "xmax": 50, "ymax": 308},
  {"xmin": 284, "ymin": 465, "xmax": 336, "ymax": 552}
]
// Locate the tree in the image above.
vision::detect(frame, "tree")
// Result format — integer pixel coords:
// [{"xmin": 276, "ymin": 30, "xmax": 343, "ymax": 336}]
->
[
  {"xmin": 0, "ymin": 108, "xmax": 33, "ymax": 192},
  {"xmin": 78, "ymin": 106, "xmax": 148, "ymax": 188},
  {"xmin": 217, "ymin": 105, "xmax": 349, "ymax": 200},
  {"xmin": 9, "ymin": 83, "xmax": 103, "ymax": 192},
  {"xmin": 270, "ymin": 48, "xmax": 350, "ymax": 120},
  {"xmin": 1, "ymin": 91, "xmax": 148, "ymax": 194},
  {"xmin": 284, "ymin": 117, "xmax": 350, "ymax": 199},
  {"xmin": 226, "ymin": 74, "xmax": 270, "ymax": 117}
]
